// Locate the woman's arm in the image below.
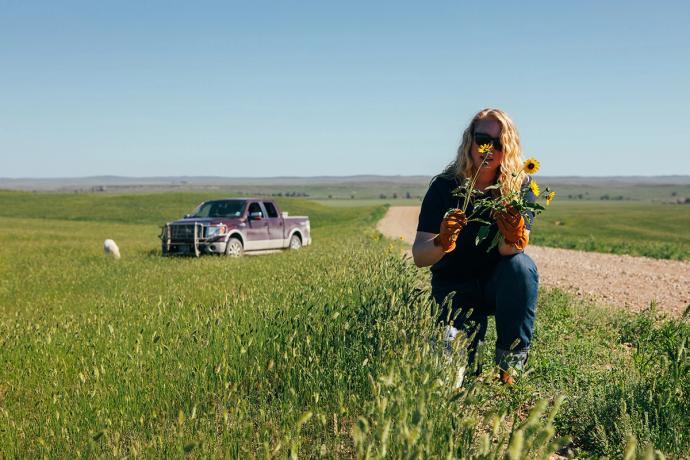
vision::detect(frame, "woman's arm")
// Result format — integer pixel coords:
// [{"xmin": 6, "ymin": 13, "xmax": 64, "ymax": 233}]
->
[
  {"xmin": 412, "ymin": 231, "xmax": 446, "ymax": 267},
  {"xmin": 498, "ymin": 229, "xmax": 530, "ymax": 256}
]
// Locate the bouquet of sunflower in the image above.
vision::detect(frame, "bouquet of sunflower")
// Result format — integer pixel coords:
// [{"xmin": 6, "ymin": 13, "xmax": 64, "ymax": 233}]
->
[{"xmin": 450, "ymin": 144, "xmax": 556, "ymax": 251}]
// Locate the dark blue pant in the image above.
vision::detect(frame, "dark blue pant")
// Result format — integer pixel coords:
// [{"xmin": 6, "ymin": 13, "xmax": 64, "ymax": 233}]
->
[{"xmin": 431, "ymin": 253, "xmax": 539, "ymax": 371}]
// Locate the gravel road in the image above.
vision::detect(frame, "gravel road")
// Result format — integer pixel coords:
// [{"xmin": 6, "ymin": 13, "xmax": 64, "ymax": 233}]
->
[{"xmin": 377, "ymin": 206, "xmax": 690, "ymax": 316}]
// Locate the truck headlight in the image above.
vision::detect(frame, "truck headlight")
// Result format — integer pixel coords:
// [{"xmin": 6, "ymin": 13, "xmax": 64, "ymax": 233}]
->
[{"xmin": 205, "ymin": 225, "xmax": 227, "ymax": 238}]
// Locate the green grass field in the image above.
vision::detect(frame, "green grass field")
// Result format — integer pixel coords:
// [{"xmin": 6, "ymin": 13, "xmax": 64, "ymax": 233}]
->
[
  {"xmin": 530, "ymin": 201, "xmax": 690, "ymax": 260},
  {"xmin": 314, "ymin": 198, "xmax": 422, "ymax": 207},
  {"xmin": 0, "ymin": 191, "xmax": 688, "ymax": 458},
  {"xmin": 2, "ymin": 189, "xmax": 688, "ymax": 260}
]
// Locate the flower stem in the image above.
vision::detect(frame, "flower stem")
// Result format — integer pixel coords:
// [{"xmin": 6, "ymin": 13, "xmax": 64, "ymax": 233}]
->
[{"xmin": 462, "ymin": 152, "xmax": 492, "ymax": 213}]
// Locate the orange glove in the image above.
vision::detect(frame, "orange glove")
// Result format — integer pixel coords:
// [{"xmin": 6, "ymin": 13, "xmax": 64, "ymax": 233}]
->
[
  {"xmin": 434, "ymin": 209, "xmax": 467, "ymax": 253},
  {"xmin": 495, "ymin": 207, "xmax": 529, "ymax": 251}
]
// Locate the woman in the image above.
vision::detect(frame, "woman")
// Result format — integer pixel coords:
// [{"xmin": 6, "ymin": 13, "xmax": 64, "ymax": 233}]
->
[{"xmin": 412, "ymin": 108, "xmax": 538, "ymax": 384}]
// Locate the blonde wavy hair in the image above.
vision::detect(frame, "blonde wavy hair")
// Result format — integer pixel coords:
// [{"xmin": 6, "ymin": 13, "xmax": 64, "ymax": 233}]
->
[{"xmin": 442, "ymin": 108, "xmax": 525, "ymax": 197}]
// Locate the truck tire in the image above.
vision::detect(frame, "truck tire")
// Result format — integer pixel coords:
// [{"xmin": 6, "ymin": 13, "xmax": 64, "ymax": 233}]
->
[
  {"xmin": 289, "ymin": 234, "xmax": 302, "ymax": 250},
  {"xmin": 225, "ymin": 237, "xmax": 244, "ymax": 257}
]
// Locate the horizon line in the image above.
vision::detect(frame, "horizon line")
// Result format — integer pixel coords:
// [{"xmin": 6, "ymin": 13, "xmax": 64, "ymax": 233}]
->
[{"xmin": 2, "ymin": 173, "xmax": 690, "ymax": 181}]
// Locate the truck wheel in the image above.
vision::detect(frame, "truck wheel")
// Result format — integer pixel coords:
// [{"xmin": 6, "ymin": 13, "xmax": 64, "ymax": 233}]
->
[
  {"xmin": 289, "ymin": 234, "xmax": 302, "ymax": 250},
  {"xmin": 225, "ymin": 237, "xmax": 244, "ymax": 257}
]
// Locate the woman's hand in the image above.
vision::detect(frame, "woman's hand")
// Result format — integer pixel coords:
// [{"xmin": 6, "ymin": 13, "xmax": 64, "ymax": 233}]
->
[
  {"xmin": 495, "ymin": 206, "xmax": 529, "ymax": 251},
  {"xmin": 412, "ymin": 209, "xmax": 467, "ymax": 267},
  {"xmin": 434, "ymin": 209, "xmax": 468, "ymax": 253}
]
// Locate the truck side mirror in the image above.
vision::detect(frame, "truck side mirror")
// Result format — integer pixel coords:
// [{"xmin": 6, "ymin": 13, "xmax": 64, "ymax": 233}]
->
[
  {"xmin": 184, "ymin": 214, "xmax": 192, "ymax": 219},
  {"xmin": 249, "ymin": 212, "xmax": 263, "ymax": 220}
]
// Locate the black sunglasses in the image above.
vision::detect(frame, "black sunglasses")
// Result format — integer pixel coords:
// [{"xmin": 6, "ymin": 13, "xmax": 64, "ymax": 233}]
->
[{"xmin": 473, "ymin": 132, "xmax": 503, "ymax": 152}]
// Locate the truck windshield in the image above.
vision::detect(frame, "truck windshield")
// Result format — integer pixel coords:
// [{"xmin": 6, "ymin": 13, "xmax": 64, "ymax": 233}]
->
[{"xmin": 192, "ymin": 200, "xmax": 245, "ymax": 218}]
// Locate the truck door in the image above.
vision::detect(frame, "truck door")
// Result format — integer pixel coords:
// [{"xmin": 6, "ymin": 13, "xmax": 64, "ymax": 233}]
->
[
  {"xmin": 262, "ymin": 201, "xmax": 284, "ymax": 248},
  {"xmin": 246, "ymin": 201, "xmax": 269, "ymax": 249}
]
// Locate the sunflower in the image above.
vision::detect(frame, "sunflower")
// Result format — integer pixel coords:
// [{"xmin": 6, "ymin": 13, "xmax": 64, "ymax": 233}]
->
[
  {"xmin": 478, "ymin": 144, "xmax": 493, "ymax": 156},
  {"xmin": 529, "ymin": 179, "xmax": 541, "ymax": 197},
  {"xmin": 523, "ymin": 158, "xmax": 540, "ymax": 174},
  {"xmin": 545, "ymin": 191, "xmax": 556, "ymax": 205}
]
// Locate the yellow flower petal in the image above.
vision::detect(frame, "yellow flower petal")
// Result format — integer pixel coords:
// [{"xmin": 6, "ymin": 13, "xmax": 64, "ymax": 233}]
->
[
  {"xmin": 529, "ymin": 179, "xmax": 541, "ymax": 197},
  {"xmin": 545, "ymin": 191, "xmax": 556, "ymax": 205},
  {"xmin": 523, "ymin": 158, "xmax": 541, "ymax": 174},
  {"xmin": 478, "ymin": 143, "xmax": 493, "ymax": 155}
]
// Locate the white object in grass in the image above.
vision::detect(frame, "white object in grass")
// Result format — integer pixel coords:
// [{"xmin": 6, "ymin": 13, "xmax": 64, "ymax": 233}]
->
[
  {"xmin": 104, "ymin": 239, "xmax": 121, "ymax": 259},
  {"xmin": 443, "ymin": 325, "xmax": 465, "ymax": 389}
]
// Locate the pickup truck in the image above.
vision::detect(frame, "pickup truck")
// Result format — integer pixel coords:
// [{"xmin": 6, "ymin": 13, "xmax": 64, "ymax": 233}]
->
[{"xmin": 160, "ymin": 198, "xmax": 311, "ymax": 257}]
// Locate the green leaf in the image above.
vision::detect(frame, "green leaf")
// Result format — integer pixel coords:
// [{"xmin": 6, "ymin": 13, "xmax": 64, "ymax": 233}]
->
[
  {"xmin": 296, "ymin": 411, "xmax": 313, "ymax": 429},
  {"xmin": 523, "ymin": 202, "xmax": 545, "ymax": 211},
  {"xmin": 475, "ymin": 225, "xmax": 491, "ymax": 246},
  {"xmin": 448, "ymin": 390, "xmax": 465, "ymax": 403},
  {"xmin": 486, "ymin": 231, "xmax": 503, "ymax": 253}
]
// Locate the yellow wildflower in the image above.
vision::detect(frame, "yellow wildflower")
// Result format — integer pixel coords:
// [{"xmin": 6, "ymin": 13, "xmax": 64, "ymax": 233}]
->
[
  {"xmin": 478, "ymin": 144, "xmax": 493, "ymax": 156},
  {"xmin": 523, "ymin": 158, "xmax": 540, "ymax": 174},
  {"xmin": 529, "ymin": 180, "xmax": 541, "ymax": 197},
  {"xmin": 545, "ymin": 191, "xmax": 556, "ymax": 205}
]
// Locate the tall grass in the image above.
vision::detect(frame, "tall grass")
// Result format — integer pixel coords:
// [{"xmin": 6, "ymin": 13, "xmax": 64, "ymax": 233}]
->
[
  {"xmin": 0, "ymin": 192, "xmax": 687, "ymax": 457},
  {"xmin": 562, "ymin": 305, "xmax": 690, "ymax": 456}
]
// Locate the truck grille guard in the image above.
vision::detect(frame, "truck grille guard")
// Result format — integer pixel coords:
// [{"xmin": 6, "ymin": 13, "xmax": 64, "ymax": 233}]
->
[{"xmin": 161, "ymin": 222, "xmax": 205, "ymax": 257}]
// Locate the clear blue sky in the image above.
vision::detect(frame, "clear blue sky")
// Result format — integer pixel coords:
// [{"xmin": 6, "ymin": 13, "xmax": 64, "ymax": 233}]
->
[{"xmin": 1, "ymin": 1, "xmax": 689, "ymax": 178}]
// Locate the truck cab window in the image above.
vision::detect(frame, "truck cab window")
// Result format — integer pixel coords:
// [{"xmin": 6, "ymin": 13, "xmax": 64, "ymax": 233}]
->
[
  {"xmin": 263, "ymin": 202, "xmax": 278, "ymax": 218},
  {"xmin": 193, "ymin": 200, "xmax": 244, "ymax": 218},
  {"xmin": 248, "ymin": 202, "xmax": 263, "ymax": 218}
]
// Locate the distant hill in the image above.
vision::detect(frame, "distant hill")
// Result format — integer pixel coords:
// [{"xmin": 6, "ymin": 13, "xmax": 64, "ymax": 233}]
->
[
  {"xmin": 2, "ymin": 174, "xmax": 689, "ymax": 191},
  {"xmin": 1, "ymin": 175, "xmax": 689, "ymax": 202},
  {"xmin": 0, "ymin": 175, "xmax": 432, "ymax": 191}
]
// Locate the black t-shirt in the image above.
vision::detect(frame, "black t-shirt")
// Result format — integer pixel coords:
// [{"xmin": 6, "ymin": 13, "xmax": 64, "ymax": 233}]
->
[{"xmin": 417, "ymin": 175, "xmax": 536, "ymax": 283}]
